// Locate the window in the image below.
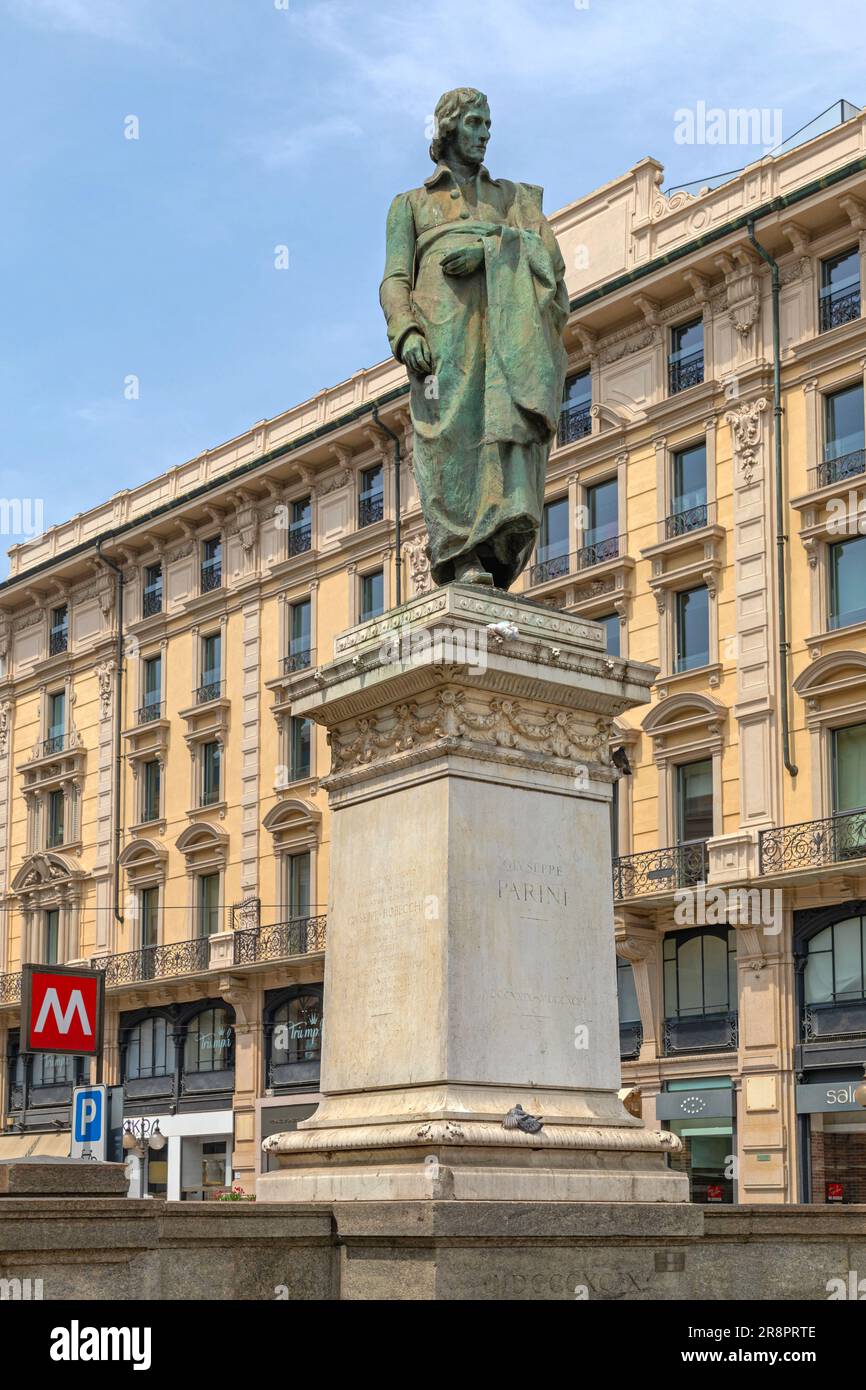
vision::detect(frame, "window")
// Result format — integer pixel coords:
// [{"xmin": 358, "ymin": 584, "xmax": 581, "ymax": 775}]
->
[
  {"xmin": 580, "ymin": 478, "xmax": 618, "ymax": 566},
  {"xmin": 597, "ymin": 612, "xmax": 620, "ymax": 658},
  {"xmin": 358, "ymin": 464, "xmax": 384, "ymax": 527},
  {"xmin": 558, "ymin": 369, "xmax": 592, "ymax": 445},
  {"xmin": 45, "ymin": 909, "xmax": 60, "ymax": 964},
  {"xmin": 664, "ymin": 928, "xmax": 737, "ymax": 1018},
  {"xmin": 675, "ymin": 585, "xmax": 709, "ymax": 672},
  {"xmin": 142, "ymin": 759, "xmax": 161, "ymax": 823},
  {"xmin": 125, "ymin": 1016, "xmax": 175, "ymax": 1081},
  {"xmin": 288, "ymin": 496, "xmax": 312, "ymax": 556},
  {"xmin": 669, "ymin": 443, "xmax": 708, "ymax": 535},
  {"xmin": 360, "ymin": 569, "xmax": 384, "ymax": 621},
  {"xmin": 197, "ymin": 874, "xmax": 221, "ymax": 938},
  {"xmin": 832, "ymin": 724, "xmax": 866, "ymax": 815},
  {"xmin": 819, "ymin": 246, "xmax": 860, "ymax": 333},
  {"xmin": 198, "ymin": 632, "xmax": 221, "ymax": 702},
  {"xmin": 46, "ymin": 788, "xmax": 65, "ymax": 848},
  {"xmin": 140, "ymin": 886, "xmax": 159, "ymax": 949},
  {"xmin": 821, "ymin": 383, "xmax": 865, "ymax": 487},
  {"xmin": 287, "ymin": 598, "xmax": 312, "ymax": 672},
  {"xmin": 805, "ymin": 917, "xmax": 866, "ymax": 1005},
  {"xmin": 31, "ymin": 1051, "xmax": 76, "ymax": 1087},
  {"xmin": 677, "ymin": 759, "xmax": 714, "ymax": 844},
  {"xmin": 669, "ymin": 317, "xmax": 704, "ymax": 394},
  {"xmin": 141, "ymin": 654, "xmax": 162, "ymax": 721},
  {"xmin": 185, "ymin": 1006, "xmax": 233, "ymax": 1073},
  {"xmin": 286, "ymin": 850, "xmax": 311, "ymax": 918},
  {"xmin": 201, "ymin": 535, "xmax": 222, "ymax": 592},
  {"xmin": 271, "ymin": 993, "xmax": 322, "ymax": 1067},
  {"xmin": 289, "ymin": 717, "xmax": 311, "ymax": 782},
  {"xmin": 617, "ymin": 958, "xmax": 640, "ymax": 1024},
  {"xmin": 143, "ymin": 563, "xmax": 163, "ymax": 617},
  {"xmin": 534, "ymin": 496, "xmax": 569, "ymax": 581},
  {"xmin": 201, "ymin": 741, "xmax": 221, "ymax": 806},
  {"xmin": 829, "ymin": 535, "xmax": 866, "ymax": 630},
  {"xmin": 46, "ymin": 690, "xmax": 65, "ymax": 754},
  {"xmin": 49, "ymin": 604, "xmax": 68, "ymax": 656}
]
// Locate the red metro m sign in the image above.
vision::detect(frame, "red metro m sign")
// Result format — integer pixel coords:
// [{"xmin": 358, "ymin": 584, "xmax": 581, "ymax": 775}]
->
[{"xmin": 21, "ymin": 964, "xmax": 104, "ymax": 1057}]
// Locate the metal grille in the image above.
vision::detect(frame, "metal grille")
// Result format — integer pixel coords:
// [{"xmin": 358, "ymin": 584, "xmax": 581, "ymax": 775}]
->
[
  {"xmin": 577, "ymin": 534, "xmax": 621, "ymax": 569},
  {"xmin": 556, "ymin": 402, "xmax": 592, "ymax": 447},
  {"xmin": 819, "ymin": 286, "xmax": 861, "ymax": 333},
  {"xmin": 668, "ymin": 350, "xmax": 704, "ymax": 395},
  {"xmin": 92, "ymin": 937, "xmax": 209, "ymax": 986},
  {"xmin": 665, "ymin": 503, "xmax": 708, "ymax": 538},
  {"xmin": 759, "ymin": 808, "xmax": 866, "ymax": 874},
  {"xmin": 613, "ymin": 840, "xmax": 709, "ymax": 899},
  {"xmin": 233, "ymin": 914, "xmax": 327, "ymax": 965}
]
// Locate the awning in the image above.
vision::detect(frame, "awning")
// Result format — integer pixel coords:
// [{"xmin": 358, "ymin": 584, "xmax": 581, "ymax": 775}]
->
[{"xmin": 0, "ymin": 1132, "xmax": 71, "ymax": 1160}]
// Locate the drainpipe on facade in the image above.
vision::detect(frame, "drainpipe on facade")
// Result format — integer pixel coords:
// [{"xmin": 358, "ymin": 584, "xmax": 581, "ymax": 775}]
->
[
  {"xmin": 95, "ymin": 540, "xmax": 125, "ymax": 922},
  {"xmin": 371, "ymin": 403, "xmax": 403, "ymax": 607},
  {"xmin": 747, "ymin": 220, "xmax": 798, "ymax": 778}
]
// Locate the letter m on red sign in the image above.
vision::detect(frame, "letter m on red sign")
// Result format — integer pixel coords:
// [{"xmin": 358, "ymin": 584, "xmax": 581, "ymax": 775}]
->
[{"xmin": 22, "ymin": 965, "xmax": 104, "ymax": 1056}]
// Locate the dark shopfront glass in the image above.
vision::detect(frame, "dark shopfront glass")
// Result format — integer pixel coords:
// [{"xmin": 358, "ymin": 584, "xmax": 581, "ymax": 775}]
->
[
  {"xmin": 663, "ymin": 1078, "xmax": 736, "ymax": 1203},
  {"xmin": 808, "ymin": 1108, "xmax": 866, "ymax": 1204}
]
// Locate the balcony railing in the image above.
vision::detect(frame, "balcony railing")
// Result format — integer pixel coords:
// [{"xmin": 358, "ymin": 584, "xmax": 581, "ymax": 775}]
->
[
  {"xmin": 42, "ymin": 733, "xmax": 67, "ymax": 756},
  {"xmin": 142, "ymin": 588, "xmax": 163, "ymax": 618},
  {"xmin": 663, "ymin": 1011, "xmax": 738, "ymax": 1055},
  {"xmin": 528, "ymin": 550, "xmax": 571, "ymax": 586},
  {"xmin": 668, "ymin": 349, "xmax": 704, "ymax": 395},
  {"xmin": 758, "ymin": 808, "xmax": 866, "ymax": 875},
  {"xmin": 813, "ymin": 447, "xmax": 866, "ymax": 491},
  {"xmin": 613, "ymin": 840, "xmax": 709, "ymax": 900},
  {"xmin": 358, "ymin": 495, "xmax": 384, "ymax": 528},
  {"xmin": 803, "ymin": 999, "xmax": 866, "ymax": 1044},
  {"xmin": 819, "ymin": 285, "xmax": 861, "ymax": 333},
  {"xmin": 48, "ymin": 629, "xmax": 68, "ymax": 656},
  {"xmin": 283, "ymin": 647, "xmax": 315, "ymax": 675},
  {"xmin": 200, "ymin": 561, "xmax": 222, "ymax": 593},
  {"xmin": 195, "ymin": 679, "xmax": 223, "ymax": 705},
  {"xmin": 577, "ymin": 533, "xmax": 621, "ymax": 570},
  {"xmin": 665, "ymin": 502, "xmax": 708, "ymax": 539},
  {"xmin": 0, "ymin": 971, "xmax": 21, "ymax": 1004},
  {"xmin": 557, "ymin": 401, "xmax": 592, "ymax": 447},
  {"xmin": 287, "ymin": 523, "xmax": 312, "ymax": 557},
  {"xmin": 137, "ymin": 700, "xmax": 164, "ymax": 725},
  {"xmin": 234, "ymin": 913, "xmax": 327, "ymax": 965},
  {"xmin": 619, "ymin": 1020, "xmax": 643, "ymax": 1061},
  {"xmin": 92, "ymin": 937, "xmax": 209, "ymax": 987}
]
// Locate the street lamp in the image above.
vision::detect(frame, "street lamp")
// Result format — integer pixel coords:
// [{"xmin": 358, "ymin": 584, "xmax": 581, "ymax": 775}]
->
[{"xmin": 122, "ymin": 1118, "xmax": 166, "ymax": 1153}]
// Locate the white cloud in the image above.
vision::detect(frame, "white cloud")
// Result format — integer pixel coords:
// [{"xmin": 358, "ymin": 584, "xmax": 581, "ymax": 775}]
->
[{"xmin": 241, "ymin": 115, "xmax": 363, "ymax": 169}]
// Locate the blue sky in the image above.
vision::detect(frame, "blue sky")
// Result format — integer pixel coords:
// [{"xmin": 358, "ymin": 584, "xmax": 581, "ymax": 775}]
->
[{"xmin": 1, "ymin": 0, "xmax": 863, "ymax": 572}]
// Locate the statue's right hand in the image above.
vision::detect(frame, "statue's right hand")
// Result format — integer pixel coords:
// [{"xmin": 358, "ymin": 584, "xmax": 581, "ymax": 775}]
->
[{"xmin": 402, "ymin": 330, "xmax": 433, "ymax": 376}]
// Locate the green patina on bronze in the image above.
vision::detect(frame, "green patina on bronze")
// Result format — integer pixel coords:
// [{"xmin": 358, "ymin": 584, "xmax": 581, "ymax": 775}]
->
[{"xmin": 380, "ymin": 88, "xmax": 568, "ymax": 591}]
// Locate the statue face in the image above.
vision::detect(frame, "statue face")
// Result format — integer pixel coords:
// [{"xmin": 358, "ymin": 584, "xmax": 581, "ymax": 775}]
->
[{"xmin": 449, "ymin": 102, "xmax": 491, "ymax": 166}]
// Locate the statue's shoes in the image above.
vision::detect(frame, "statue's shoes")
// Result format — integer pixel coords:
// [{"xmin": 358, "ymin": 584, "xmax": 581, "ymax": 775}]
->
[{"xmin": 457, "ymin": 566, "xmax": 494, "ymax": 586}]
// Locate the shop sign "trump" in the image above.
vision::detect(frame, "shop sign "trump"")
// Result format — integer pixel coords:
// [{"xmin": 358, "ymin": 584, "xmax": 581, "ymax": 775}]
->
[{"xmin": 21, "ymin": 964, "xmax": 105, "ymax": 1056}]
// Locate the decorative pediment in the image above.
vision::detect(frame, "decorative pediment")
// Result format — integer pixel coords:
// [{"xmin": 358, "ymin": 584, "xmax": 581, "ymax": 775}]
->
[
  {"xmin": 11, "ymin": 851, "xmax": 83, "ymax": 895},
  {"xmin": 794, "ymin": 650, "xmax": 866, "ymax": 723},
  {"xmin": 176, "ymin": 821, "xmax": 228, "ymax": 869},
  {"xmin": 118, "ymin": 838, "xmax": 168, "ymax": 871},
  {"xmin": 642, "ymin": 692, "xmax": 726, "ymax": 758},
  {"xmin": 263, "ymin": 796, "xmax": 321, "ymax": 851}
]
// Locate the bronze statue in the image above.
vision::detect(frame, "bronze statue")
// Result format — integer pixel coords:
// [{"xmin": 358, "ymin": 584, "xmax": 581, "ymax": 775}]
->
[{"xmin": 380, "ymin": 87, "xmax": 568, "ymax": 590}]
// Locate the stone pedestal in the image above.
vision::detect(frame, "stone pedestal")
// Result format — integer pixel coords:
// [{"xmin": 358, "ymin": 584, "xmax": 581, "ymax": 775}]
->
[{"xmin": 258, "ymin": 584, "xmax": 687, "ymax": 1203}]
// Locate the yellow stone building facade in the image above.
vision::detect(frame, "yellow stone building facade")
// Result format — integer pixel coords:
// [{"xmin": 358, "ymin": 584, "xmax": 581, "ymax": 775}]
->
[{"xmin": 2, "ymin": 109, "xmax": 866, "ymax": 1202}]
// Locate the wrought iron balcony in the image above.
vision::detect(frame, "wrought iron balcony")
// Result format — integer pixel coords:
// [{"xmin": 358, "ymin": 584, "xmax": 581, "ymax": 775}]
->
[
  {"xmin": 663, "ymin": 1011, "xmax": 738, "ymax": 1055},
  {"xmin": 665, "ymin": 502, "xmax": 708, "ymax": 539},
  {"xmin": 283, "ymin": 647, "xmax": 315, "ymax": 675},
  {"xmin": 813, "ymin": 447, "xmax": 866, "ymax": 491},
  {"xmin": 0, "ymin": 971, "xmax": 21, "ymax": 1004},
  {"xmin": 136, "ymin": 700, "xmax": 164, "ymax": 725},
  {"xmin": 200, "ymin": 561, "xmax": 222, "ymax": 593},
  {"xmin": 48, "ymin": 629, "xmax": 68, "ymax": 656},
  {"xmin": 195, "ymin": 679, "xmax": 223, "ymax": 705},
  {"xmin": 803, "ymin": 998, "xmax": 866, "ymax": 1043},
  {"xmin": 142, "ymin": 588, "xmax": 163, "ymax": 618},
  {"xmin": 619, "ymin": 1020, "xmax": 643, "ymax": 1061},
  {"xmin": 234, "ymin": 913, "xmax": 327, "ymax": 965},
  {"xmin": 577, "ymin": 533, "xmax": 621, "ymax": 570},
  {"xmin": 42, "ymin": 733, "xmax": 67, "ymax": 756},
  {"xmin": 758, "ymin": 807, "xmax": 866, "ymax": 875},
  {"xmin": 92, "ymin": 937, "xmax": 209, "ymax": 987},
  {"xmin": 358, "ymin": 495, "xmax": 384, "ymax": 528},
  {"xmin": 668, "ymin": 349, "xmax": 704, "ymax": 395},
  {"xmin": 287, "ymin": 522, "xmax": 312, "ymax": 556},
  {"xmin": 613, "ymin": 840, "xmax": 709, "ymax": 900},
  {"xmin": 819, "ymin": 285, "xmax": 861, "ymax": 333},
  {"xmin": 557, "ymin": 401, "xmax": 592, "ymax": 447},
  {"xmin": 527, "ymin": 550, "xmax": 571, "ymax": 586}
]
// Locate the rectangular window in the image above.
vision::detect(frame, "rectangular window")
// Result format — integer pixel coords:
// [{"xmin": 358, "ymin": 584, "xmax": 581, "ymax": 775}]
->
[
  {"xmin": 46, "ymin": 690, "xmax": 65, "ymax": 754},
  {"xmin": 822, "ymin": 383, "xmax": 865, "ymax": 486},
  {"xmin": 290, "ymin": 717, "xmax": 311, "ymax": 781},
  {"xmin": 581, "ymin": 478, "xmax": 618, "ymax": 566},
  {"xmin": 143, "ymin": 563, "xmax": 163, "ymax": 617},
  {"xmin": 597, "ymin": 612, "xmax": 620, "ymax": 658},
  {"xmin": 668, "ymin": 317, "xmax": 704, "ymax": 394},
  {"xmin": 358, "ymin": 464, "xmax": 384, "ymax": 527},
  {"xmin": 537, "ymin": 496, "xmax": 569, "ymax": 571},
  {"xmin": 142, "ymin": 759, "xmax": 161, "ymax": 823},
  {"xmin": 201, "ymin": 535, "xmax": 222, "ymax": 592},
  {"xmin": 287, "ymin": 598, "xmax": 312, "ymax": 671},
  {"xmin": 833, "ymin": 724, "xmax": 866, "ymax": 814},
  {"xmin": 669, "ymin": 443, "xmax": 708, "ymax": 535},
  {"xmin": 45, "ymin": 909, "xmax": 59, "ymax": 965},
  {"xmin": 829, "ymin": 535, "xmax": 866, "ymax": 630},
  {"xmin": 288, "ymin": 496, "xmax": 312, "ymax": 555},
  {"xmin": 677, "ymin": 760, "xmax": 714, "ymax": 843},
  {"xmin": 140, "ymin": 886, "xmax": 159, "ymax": 949},
  {"xmin": 360, "ymin": 569, "xmax": 384, "ymax": 622},
  {"xmin": 49, "ymin": 604, "xmax": 69, "ymax": 656},
  {"xmin": 46, "ymin": 789, "xmax": 65, "ymax": 848},
  {"xmin": 558, "ymin": 369, "xmax": 592, "ymax": 445},
  {"xmin": 199, "ymin": 632, "xmax": 221, "ymax": 702},
  {"xmin": 201, "ymin": 741, "xmax": 221, "ymax": 806},
  {"xmin": 675, "ymin": 585, "xmax": 710, "ymax": 672},
  {"xmin": 141, "ymin": 654, "xmax": 162, "ymax": 720},
  {"xmin": 286, "ymin": 850, "xmax": 311, "ymax": 918},
  {"xmin": 819, "ymin": 246, "xmax": 861, "ymax": 332},
  {"xmin": 198, "ymin": 873, "xmax": 220, "ymax": 938}
]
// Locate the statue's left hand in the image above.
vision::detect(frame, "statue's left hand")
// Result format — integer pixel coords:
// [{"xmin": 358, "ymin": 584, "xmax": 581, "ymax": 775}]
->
[{"xmin": 441, "ymin": 243, "xmax": 484, "ymax": 277}]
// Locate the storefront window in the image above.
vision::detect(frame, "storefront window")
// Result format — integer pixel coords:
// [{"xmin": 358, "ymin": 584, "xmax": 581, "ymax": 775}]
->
[
  {"xmin": 125, "ymin": 1016, "xmax": 175, "ymax": 1081},
  {"xmin": 663, "ymin": 1078, "xmax": 735, "ymax": 1204},
  {"xmin": 809, "ymin": 1109, "xmax": 866, "ymax": 1204},
  {"xmin": 664, "ymin": 928, "xmax": 737, "ymax": 1018},
  {"xmin": 804, "ymin": 916, "xmax": 866, "ymax": 1004},
  {"xmin": 184, "ymin": 1007, "xmax": 233, "ymax": 1073},
  {"xmin": 272, "ymin": 993, "xmax": 322, "ymax": 1067}
]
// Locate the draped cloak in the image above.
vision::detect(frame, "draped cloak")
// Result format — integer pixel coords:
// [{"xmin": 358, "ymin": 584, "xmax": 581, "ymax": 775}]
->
[{"xmin": 380, "ymin": 163, "xmax": 569, "ymax": 590}]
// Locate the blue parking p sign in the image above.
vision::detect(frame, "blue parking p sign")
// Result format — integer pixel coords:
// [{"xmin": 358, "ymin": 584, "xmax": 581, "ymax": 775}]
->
[{"xmin": 71, "ymin": 1085, "xmax": 106, "ymax": 1159}]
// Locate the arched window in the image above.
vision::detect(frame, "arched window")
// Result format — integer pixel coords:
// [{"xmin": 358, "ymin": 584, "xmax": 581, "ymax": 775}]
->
[
  {"xmin": 124, "ymin": 1016, "xmax": 175, "ymax": 1081},
  {"xmin": 31, "ymin": 1053, "xmax": 76, "ymax": 1087},
  {"xmin": 272, "ymin": 993, "xmax": 322, "ymax": 1067},
  {"xmin": 805, "ymin": 916, "xmax": 866, "ymax": 1004},
  {"xmin": 184, "ymin": 1007, "xmax": 233, "ymax": 1074},
  {"xmin": 664, "ymin": 928, "xmax": 737, "ymax": 1018}
]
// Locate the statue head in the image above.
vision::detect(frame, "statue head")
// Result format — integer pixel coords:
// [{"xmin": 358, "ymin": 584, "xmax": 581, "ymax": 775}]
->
[{"xmin": 430, "ymin": 87, "xmax": 491, "ymax": 167}]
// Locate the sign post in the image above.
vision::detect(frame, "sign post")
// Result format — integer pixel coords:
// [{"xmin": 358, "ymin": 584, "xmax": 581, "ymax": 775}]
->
[{"xmin": 20, "ymin": 963, "xmax": 105, "ymax": 1078}]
